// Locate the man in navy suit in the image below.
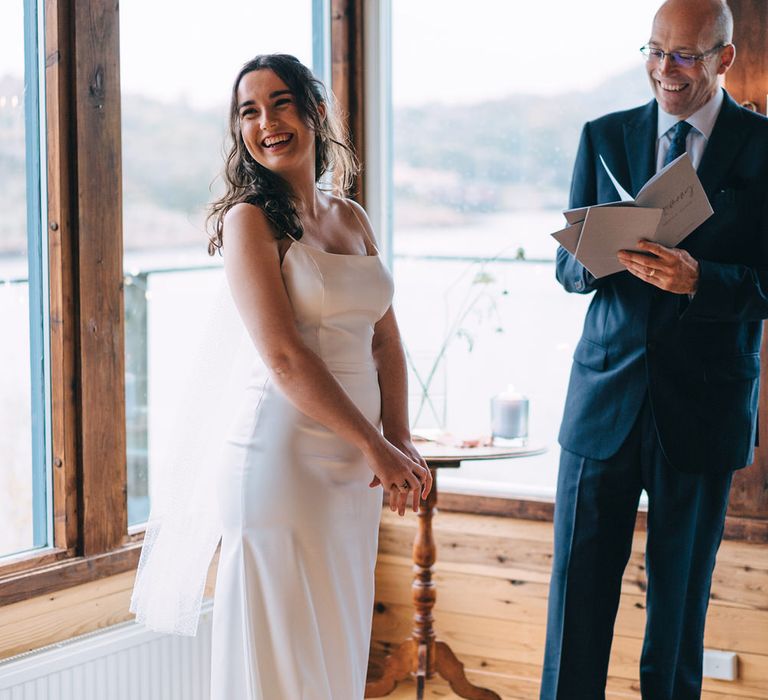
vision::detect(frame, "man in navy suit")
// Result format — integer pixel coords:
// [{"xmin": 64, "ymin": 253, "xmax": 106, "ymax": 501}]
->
[{"xmin": 541, "ymin": 1, "xmax": 768, "ymax": 698}]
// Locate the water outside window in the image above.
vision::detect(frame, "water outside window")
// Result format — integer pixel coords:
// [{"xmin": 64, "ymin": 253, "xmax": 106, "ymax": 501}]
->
[{"xmin": 390, "ymin": 0, "xmax": 663, "ymax": 497}]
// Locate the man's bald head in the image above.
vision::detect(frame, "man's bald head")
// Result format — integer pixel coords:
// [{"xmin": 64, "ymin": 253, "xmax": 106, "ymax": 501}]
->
[
  {"xmin": 654, "ymin": 0, "xmax": 733, "ymax": 46},
  {"xmin": 646, "ymin": 0, "xmax": 736, "ymax": 119}
]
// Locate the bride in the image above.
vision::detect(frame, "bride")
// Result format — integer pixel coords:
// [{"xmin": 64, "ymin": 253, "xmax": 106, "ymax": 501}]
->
[{"xmin": 132, "ymin": 53, "xmax": 432, "ymax": 699}]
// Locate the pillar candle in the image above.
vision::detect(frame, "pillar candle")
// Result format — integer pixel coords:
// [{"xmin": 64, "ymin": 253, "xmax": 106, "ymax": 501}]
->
[{"xmin": 490, "ymin": 387, "xmax": 529, "ymax": 440}]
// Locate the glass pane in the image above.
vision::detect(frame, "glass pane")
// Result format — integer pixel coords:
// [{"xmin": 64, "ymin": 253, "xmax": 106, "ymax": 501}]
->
[
  {"xmin": 390, "ymin": 0, "xmax": 662, "ymax": 496},
  {"xmin": 0, "ymin": 0, "xmax": 49, "ymax": 557},
  {"xmin": 121, "ymin": 1, "xmax": 314, "ymax": 526}
]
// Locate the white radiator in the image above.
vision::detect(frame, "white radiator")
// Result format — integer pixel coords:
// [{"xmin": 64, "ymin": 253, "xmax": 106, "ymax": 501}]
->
[{"xmin": 0, "ymin": 603, "xmax": 212, "ymax": 700}]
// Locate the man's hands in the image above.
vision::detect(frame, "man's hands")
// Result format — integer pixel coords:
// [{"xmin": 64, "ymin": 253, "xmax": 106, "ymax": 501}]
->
[{"xmin": 617, "ymin": 241, "xmax": 700, "ymax": 295}]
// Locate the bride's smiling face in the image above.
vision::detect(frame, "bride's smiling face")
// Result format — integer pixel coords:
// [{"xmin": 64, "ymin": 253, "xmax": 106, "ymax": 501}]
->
[{"xmin": 236, "ymin": 69, "xmax": 322, "ymax": 178}]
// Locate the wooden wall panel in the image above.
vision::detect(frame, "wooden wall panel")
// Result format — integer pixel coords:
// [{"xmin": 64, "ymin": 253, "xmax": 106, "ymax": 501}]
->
[
  {"xmin": 45, "ymin": 0, "xmax": 79, "ymax": 556},
  {"xmin": 0, "ymin": 571, "xmax": 136, "ymax": 661},
  {"xmin": 723, "ymin": 0, "xmax": 768, "ymax": 523},
  {"xmin": 372, "ymin": 651, "xmax": 752, "ymax": 700},
  {"xmin": 371, "ymin": 511, "xmax": 768, "ymax": 699},
  {"xmin": 0, "ymin": 551, "xmax": 219, "ymax": 660},
  {"xmin": 331, "ymin": 0, "xmax": 365, "ymax": 204},
  {"xmin": 726, "ymin": 0, "xmax": 768, "ymax": 114}
]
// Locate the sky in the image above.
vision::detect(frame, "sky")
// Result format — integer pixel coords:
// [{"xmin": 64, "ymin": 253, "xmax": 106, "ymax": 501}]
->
[
  {"xmin": 391, "ymin": 0, "xmax": 662, "ymax": 105},
  {"xmin": 1, "ymin": 0, "xmax": 663, "ymax": 109}
]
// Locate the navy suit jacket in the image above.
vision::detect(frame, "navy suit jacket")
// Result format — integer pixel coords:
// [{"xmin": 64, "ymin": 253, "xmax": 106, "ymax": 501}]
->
[{"xmin": 557, "ymin": 90, "xmax": 768, "ymax": 473}]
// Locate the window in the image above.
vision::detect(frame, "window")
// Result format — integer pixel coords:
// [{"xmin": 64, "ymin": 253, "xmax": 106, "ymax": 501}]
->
[
  {"xmin": 385, "ymin": 0, "xmax": 663, "ymax": 497},
  {"xmin": 120, "ymin": 1, "xmax": 317, "ymax": 526},
  {"xmin": 0, "ymin": 0, "xmax": 50, "ymax": 559}
]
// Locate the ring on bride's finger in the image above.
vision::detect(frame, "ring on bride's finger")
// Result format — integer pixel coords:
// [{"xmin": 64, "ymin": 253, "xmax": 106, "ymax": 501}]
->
[{"xmin": 399, "ymin": 480, "xmax": 410, "ymax": 490}]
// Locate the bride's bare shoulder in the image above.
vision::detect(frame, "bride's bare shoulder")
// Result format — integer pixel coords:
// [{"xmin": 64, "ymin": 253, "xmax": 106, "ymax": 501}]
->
[
  {"xmin": 223, "ymin": 202, "xmax": 276, "ymax": 247},
  {"xmin": 328, "ymin": 195, "xmax": 377, "ymax": 243}
]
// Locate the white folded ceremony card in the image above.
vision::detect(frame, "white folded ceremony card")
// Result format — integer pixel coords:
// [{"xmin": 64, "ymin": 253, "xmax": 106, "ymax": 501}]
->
[{"xmin": 551, "ymin": 153, "xmax": 714, "ymax": 278}]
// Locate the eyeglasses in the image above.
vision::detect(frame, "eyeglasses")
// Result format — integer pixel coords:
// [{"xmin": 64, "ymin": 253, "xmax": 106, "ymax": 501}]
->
[{"xmin": 639, "ymin": 43, "xmax": 728, "ymax": 68}]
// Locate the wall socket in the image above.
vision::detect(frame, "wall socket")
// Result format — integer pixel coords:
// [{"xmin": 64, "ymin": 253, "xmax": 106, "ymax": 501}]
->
[{"xmin": 702, "ymin": 649, "xmax": 738, "ymax": 681}]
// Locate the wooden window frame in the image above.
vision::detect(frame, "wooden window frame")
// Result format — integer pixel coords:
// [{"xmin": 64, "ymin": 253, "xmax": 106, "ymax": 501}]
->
[{"xmin": 1, "ymin": 0, "xmax": 139, "ymax": 607}]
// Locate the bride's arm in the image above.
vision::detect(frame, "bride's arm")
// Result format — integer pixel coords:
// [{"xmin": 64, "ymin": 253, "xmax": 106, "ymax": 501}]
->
[
  {"xmin": 372, "ymin": 308, "xmax": 410, "ymax": 445},
  {"xmin": 372, "ymin": 306, "xmax": 431, "ymax": 504},
  {"xmin": 222, "ymin": 202, "xmax": 429, "ymax": 512},
  {"xmin": 344, "ymin": 201, "xmax": 433, "ymax": 508}
]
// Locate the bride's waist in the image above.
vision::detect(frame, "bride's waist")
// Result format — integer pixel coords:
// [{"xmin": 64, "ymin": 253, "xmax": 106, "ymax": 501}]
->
[
  {"xmin": 322, "ymin": 358, "xmax": 377, "ymax": 374},
  {"xmin": 250, "ymin": 359, "xmax": 377, "ymax": 395}
]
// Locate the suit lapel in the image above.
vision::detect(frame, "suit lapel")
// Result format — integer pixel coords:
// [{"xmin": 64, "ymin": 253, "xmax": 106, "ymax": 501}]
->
[
  {"xmin": 620, "ymin": 92, "xmax": 747, "ymax": 199},
  {"xmin": 623, "ymin": 100, "xmax": 657, "ymax": 197},
  {"xmin": 696, "ymin": 91, "xmax": 747, "ymax": 197}
]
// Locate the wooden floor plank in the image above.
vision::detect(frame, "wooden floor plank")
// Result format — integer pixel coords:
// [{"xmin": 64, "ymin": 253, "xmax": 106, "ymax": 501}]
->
[
  {"xmin": 379, "ymin": 511, "xmax": 768, "ymax": 612},
  {"xmin": 374, "ymin": 558, "xmax": 768, "ymax": 656}
]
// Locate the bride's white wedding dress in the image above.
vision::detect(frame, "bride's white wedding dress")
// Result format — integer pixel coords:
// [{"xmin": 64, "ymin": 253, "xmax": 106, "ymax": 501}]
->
[{"xmin": 209, "ymin": 230, "xmax": 393, "ymax": 699}]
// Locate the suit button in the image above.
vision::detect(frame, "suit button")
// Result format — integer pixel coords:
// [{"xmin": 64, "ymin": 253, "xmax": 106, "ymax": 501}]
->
[{"xmin": 574, "ymin": 279, "xmax": 585, "ymax": 291}]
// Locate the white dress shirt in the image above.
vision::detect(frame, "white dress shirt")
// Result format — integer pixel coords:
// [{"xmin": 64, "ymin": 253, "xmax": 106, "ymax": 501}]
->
[{"xmin": 656, "ymin": 88, "xmax": 724, "ymax": 172}]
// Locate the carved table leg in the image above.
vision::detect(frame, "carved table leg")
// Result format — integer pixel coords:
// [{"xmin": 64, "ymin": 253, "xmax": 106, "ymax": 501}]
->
[
  {"xmin": 365, "ymin": 638, "xmax": 417, "ymax": 697},
  {"xmin": 366, "ymin": 464, "xmax": 500, "ymax": 699},
  {"xmin": 412, "ymin": 468, "xmax": 438, "ymax": 679},
  {"xmin": 366, "ymin": 469, "xmax": 438, "ymax": 698},
  {"xmin": 435, "ymin": 641, "xmax": 501, "ymax": 699}
]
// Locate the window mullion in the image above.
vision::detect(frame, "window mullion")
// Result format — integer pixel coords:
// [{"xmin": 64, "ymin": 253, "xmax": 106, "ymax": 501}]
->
[
  {"xmin": 313, "ymin": 0, "xmax": 332, "ymax": 86},
  {"xmin": 45, "ymin": 0, "xmax": 79, "ymax": 554},
  {"xmin": 24, "ymin": 0, "xmax": 51, "ymax": 549},
  {"xmin": 72, "ymin": 0, "xmax": 127, "ymax": 555},
  {"xmin": 362, "ymin": 0, "xmax": 392, "ymax": 266}
]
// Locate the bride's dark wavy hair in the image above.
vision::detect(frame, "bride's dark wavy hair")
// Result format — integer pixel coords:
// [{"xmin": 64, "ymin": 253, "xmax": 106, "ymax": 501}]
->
[{"xmin": 207, "ymin": 54, "xmax": 359, "ymax": 255}]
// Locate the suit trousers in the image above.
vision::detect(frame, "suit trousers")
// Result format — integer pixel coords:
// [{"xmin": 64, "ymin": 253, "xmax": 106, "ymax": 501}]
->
[{"xmin": 540, "ymin": 397, "xmax": 732, "ymax": 700}]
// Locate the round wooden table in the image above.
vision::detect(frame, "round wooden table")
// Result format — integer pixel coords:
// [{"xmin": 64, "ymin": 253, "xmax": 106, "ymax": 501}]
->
[{"xmin": 365, "ymin": 442, "xmax": 546, "ymax": 700}]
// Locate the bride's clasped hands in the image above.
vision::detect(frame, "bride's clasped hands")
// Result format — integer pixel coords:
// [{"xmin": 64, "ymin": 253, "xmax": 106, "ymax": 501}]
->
[{"xmin": 366, "ymin": 434, "xmax": 433, "ymax": 516}]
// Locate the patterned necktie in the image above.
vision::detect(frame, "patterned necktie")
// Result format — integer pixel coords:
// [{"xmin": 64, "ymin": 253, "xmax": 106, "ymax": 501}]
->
[{"xmin": 664, "ymin": 120, "xmax": 693, "ymax": 166}]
